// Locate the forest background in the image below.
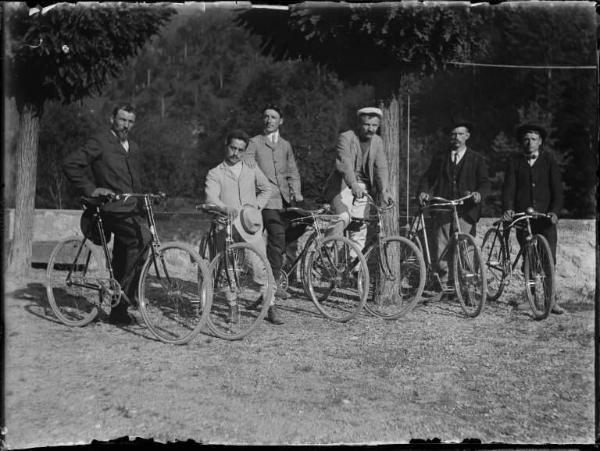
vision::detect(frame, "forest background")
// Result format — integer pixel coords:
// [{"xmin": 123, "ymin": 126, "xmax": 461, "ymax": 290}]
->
[{"xmin": 3, "ymin": 2, "xmax": 597, "ymax": 219}]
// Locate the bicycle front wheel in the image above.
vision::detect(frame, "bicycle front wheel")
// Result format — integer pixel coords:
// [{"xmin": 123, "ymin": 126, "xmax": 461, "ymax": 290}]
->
[
  {"xmin": 138, "ymin": 242, "xmax": 211, "ymax": 345},
  {"xmin": 453, "ymin": 233, "xmax": 487, "ymax": 317},
  {"xmin": 524, "ymin": 234, "xmax": 555, "ymax": 320},
  {"xmin": 306, "ymin": 236, "xmax": 368, "ymax": 322},
  {"xmin": 364, "ymin": 236, "xmax": 426, "ymax": 319},
  {"xmin": 481, "ymin": 227, "xmax": 509, "ymax": 302},
  {"xmin": 207, "ymin": 242, "xmax": 274, "ymax": 340},
  {"xmin": 46, "ymin": 237, "xmax": 105, "ymax": 326}
]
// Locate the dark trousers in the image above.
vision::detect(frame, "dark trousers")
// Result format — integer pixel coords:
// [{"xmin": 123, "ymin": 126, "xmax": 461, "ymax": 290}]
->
[
  {"xmin": 516, "ymin": 217, "xmax": 557, "ymax": 264},
  {"xmin": 262, "ymin": 207, "xmax": 309, "ymax": 276},
  {"xmin": 102, "ymin": 213, "xmax": 152, "ymax": 305}
]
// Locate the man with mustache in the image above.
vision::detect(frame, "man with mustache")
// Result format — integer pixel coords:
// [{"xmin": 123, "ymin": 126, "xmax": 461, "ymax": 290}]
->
[
  {"xmin": 324, "ymin": 107, "xmax": 393, "ymax": 253},
  {"xmin": 418, "ymin": 120, "xmax": 490, "ymax": 293},
  {"xmin": 502, "ymin": 123, "xmax": 565, "ymax": 314},
  {"xmin": 63, "ymin": 104, "xmax": 151, "ymax": 325},
  {"xmin": 204, "ymin": 129, "xmax": 277, "ymax": 324},
  {"xmin": 244, "ymin": 105, "xmax": 305, "ymax": 322}
]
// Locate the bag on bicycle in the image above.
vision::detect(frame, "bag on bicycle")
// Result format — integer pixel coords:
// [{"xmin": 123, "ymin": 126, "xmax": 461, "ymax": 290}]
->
[{"xmin": 80, "ymin": 209, "xmax": 111, "ymax": 246}]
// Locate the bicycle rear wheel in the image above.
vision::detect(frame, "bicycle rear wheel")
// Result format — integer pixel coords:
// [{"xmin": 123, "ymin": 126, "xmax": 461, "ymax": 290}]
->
[
  {"xmin": 453, "ymin": 233, "xmax": 487, "ymax": 317},
  {"xmin": 481, "ymin": 227, "xmax": 509, "ymax": 302},
  {"xmin": 305, "ymin": 236, "xmax": 368, "ymax": 322},
  {"xmin": 138, "ymin": 242, "xmax": 211, "ymax": 345},
  {"xmin": 46, "ymin": 237, "xmax": 104, "ymax": 326},
  {"xmin": 207, "ymin": 242, "xmax": 273, "ymax": 340},
  {"xmin": 364, "ymin": 236, "xmax": 426, "ymax": 319},
  {"xmin": 524, "ymin": 234, "xmax": 555, "ymax": 320}
]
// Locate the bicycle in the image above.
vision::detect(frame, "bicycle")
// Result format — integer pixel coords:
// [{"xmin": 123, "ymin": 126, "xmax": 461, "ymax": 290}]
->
[
  {"xmin": 404, "ymin": 193, "xmax": 487, "ymax": 317},
  {"xmin": 46, "ymin": 192, "xmax": 211, "ymax": 345},
  {"xmin": 280, "ymin": 204, "xmax": 370, "ymax": 322},
  {"xmin": 481, "ymin": 207, "xmax": 556, "ymax": 320},
  {"xmin": 346, "ymin": 193, "xmax": 426, "ymax": 319},
  {"xmin": 197, "ymin": 203, "xmax": 274, "ymax": 340}
]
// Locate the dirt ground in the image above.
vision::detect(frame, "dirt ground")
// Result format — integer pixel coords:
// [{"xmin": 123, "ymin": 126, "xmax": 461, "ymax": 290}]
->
[{"xmin": 4, "ymin": 218, "xmax": 595, "ymax": 447}]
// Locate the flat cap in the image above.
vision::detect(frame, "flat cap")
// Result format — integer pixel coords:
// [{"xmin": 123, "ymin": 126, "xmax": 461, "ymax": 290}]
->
[{"xmin": 357, "ymin": 107, "xmax": 383, "ymax": 118}]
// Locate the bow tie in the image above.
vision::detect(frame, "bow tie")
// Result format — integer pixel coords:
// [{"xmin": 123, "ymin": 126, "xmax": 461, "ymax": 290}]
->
[{"xmin": 525, "ymin": 153, "xmax": 538, "ymax": 161}]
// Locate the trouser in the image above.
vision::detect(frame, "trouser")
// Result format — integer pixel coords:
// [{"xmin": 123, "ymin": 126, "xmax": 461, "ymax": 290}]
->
[
  {"xmin": 433, "ymin": 212, "xmax": 476, "ymax": 283},
  {"xmin": 214, "ymin": 227, "xmax": 274, "ymax": 306},
  {"xmin": 516, "ymin": 217, "xmax": 557, "ymax": 264},
  {"xmin": 102, "ymin": 212, "xmax": 152, "ymax": 306},
  {"xmin": 262, "ymin": 205, "xmax": 309, "ymax": 278},
  {"xmin": 329, "ymin": 182, "xmax": 371, "ymax": 255}
]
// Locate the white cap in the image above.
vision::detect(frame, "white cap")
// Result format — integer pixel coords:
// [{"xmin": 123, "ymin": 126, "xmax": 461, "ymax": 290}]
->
[{"xmin": 357, "ymin": 107, "xmax": 383, "ymax": 118}]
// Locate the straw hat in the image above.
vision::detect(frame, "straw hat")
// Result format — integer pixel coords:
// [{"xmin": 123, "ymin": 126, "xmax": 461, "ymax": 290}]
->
[{"xmin": 233, "ymin": 205, "xmax": 263, "ymax": 243}]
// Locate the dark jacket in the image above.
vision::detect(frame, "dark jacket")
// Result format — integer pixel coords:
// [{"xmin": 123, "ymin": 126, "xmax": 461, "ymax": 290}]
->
[
  {"xmin": 502, "ymin": 151, "xmax": 563, "ymax": 216},
  {"xmin": 418, "ymin": 147, "xmax": 490, "ymax": 224},
  {"xmin": 63, "ymin": 129, "xmax": 143, "ymax": 213}
]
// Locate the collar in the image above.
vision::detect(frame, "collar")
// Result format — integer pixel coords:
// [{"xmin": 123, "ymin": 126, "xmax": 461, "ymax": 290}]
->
[
  {"xmin": 524, "ymin": 151, "xmax": 539, "ymax": 161},
  {"xmin": 265, "ymin": 130, "xmax": 279, "ymax": 144},
  {"xmin": 450, "ymin": 147, "xmax": 467, "ymax": 161},
  {"xmin": 111, "ymin": 130, "xmax": 129, "ymax": 150}
]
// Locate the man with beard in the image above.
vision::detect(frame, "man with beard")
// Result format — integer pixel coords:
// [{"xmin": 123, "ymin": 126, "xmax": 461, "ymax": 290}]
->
[
  {"xmin": 323, "ymin": 107, "xmax": 393, "ymax": 251},
  {"xmin": 502, "ymin": 123, "xmax": 565, "ymax": 314},
  {"xmin": 418, "ymin": 120, "xmax": 490, "ymax": 292},
  {"xmin": 63, "ymin": 103, "xmax": 150, "ymax": 325}
]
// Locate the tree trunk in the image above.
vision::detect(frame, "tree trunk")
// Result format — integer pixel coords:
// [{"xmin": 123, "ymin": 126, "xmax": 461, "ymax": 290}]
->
[
  {"xmin": 377, "ymin": 95, "xmax": 401, "ymax": 300},
  {"xmin": 7, "ymin": 103, "xmax": 41, "ymax": 276}
]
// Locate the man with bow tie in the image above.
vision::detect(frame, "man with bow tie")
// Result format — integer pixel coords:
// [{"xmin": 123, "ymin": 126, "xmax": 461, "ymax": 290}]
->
[
  {"xmin": 63, "ymin": 103, "xmax": 151, "ymax": 325},
  {"xmin": 244, "ymin": 105, "xmax": 305, "ymax": 317},
  {"xmin": 502, "ymin": 123, "xmax": 565, "ymax": 314},
  {"xmin": 418, "ymin": 120, "xmax": 490, "ymax": 291}
]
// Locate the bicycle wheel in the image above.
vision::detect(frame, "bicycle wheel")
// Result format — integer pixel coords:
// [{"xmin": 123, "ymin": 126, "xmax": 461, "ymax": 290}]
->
[
  {"xmin": 453, "ymin": 233, "xmax": 487, "ymax": 317},
  {"xmin": 206, "ymin": 242, "xmax": 273, "ymax": 340},
  {"xmin": 299, "ymin": 232, "xmax": 318, "ymax": 299},
  {"xmin": 524, "ymin": 234, "xmax": 555, "ymax": 320},
  {"xmin": 138, "ymin": 242, "xmax": 211, "ymax": 345},
  {"xmin": 46, "ymin": 237, "xmax": 104, "ymax": 326},
  {"xmin": 305, "ymin": 235, "xmax": 369, "ymax": 322},
  {"xmin": 481, "ymin": 227, "xmax": 509, "ymax": 302},
  {"xmin": 364, "ymin": 236, "xmax": 426, "ymax": 319}
]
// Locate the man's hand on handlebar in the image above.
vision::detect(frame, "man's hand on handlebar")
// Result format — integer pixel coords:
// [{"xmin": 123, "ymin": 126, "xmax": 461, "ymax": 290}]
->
[
  {"xmin": 351, "ymin": 184, "xmax": 366, "ymax": 200},
  {"xmin": 418, "ymin": 192, "xmax": 430, "ymax": 206},
  {"xmin": 470, "ymin": 191, "xmax": 481, "ymax": 204},
  {"xmin": 502, "ymin": 210, "xmax": 515, "ymax": 222},
  {"xmin": 91, "ymin": 187, "xmax": 115, "ymax": 198},
  {"xmin": 548, "ymin": 212, "xmax": 559, "ymax": 225},
  {"xmin": 381, "ymin": 191, "xmax": 393, "ymax": 206}
]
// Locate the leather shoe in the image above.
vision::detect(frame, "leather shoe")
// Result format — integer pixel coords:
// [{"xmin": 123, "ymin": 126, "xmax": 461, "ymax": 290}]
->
[
  {"xmin": 108, "ymin": 307, "xmax": 135, "ymax": 326},
  {"xmin": 551, "ymin": 303, "xmax": 566, "ymax": 315},
  {"xmin": 266, "ymin": 305, "xmax": 284, "ymax": 325}
]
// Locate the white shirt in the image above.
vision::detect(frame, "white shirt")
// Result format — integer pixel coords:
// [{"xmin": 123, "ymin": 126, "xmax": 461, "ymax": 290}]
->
[
  {"xmin": 266, "ymin": 130, "xmax": 279, "ymax": 144},
  {"xmin": 227, "ymin": 161, "xmax": 243, "ymax": 178},
  {"xmin": 526, "ymin": 152, "xmax": 539, "ymax": 167},
  {"xmin": 451, "ymin": 147, "xmax": 466, "ymax": 165}
]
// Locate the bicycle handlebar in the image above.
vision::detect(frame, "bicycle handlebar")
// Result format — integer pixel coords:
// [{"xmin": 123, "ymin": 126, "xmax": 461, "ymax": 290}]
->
[
  {"xmin": 426, "ymin": 193, "xmax": 474, "ymax": 207},
  {"xmin": 285, "ymin": 204, "xmax": 330, "ymax": 217},
  {"xmin": 81, "ymin": 192, "xmax": 166, "ymax": 206},
  {"xmin": 196, "ymin": 203, "xmax": 230, "ymax": 217}
]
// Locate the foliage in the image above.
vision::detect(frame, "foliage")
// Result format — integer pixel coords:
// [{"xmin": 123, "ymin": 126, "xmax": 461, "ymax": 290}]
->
[{"xmin": 6, "ymin": 3, "xmax": 175, "ymax": 112}]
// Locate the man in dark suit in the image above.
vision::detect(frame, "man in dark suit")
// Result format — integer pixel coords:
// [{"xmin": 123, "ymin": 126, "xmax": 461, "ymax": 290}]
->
[
  {"xmin": 244, "ymin": 105, "xmax": 305, "ymax": 321},
  {"xmin": 63, "ymin": 103, "xmax": 151, "ymax": 325},
  {"xmin": 502, "ymin": 123, "xmax": 565, "ymax": 314},
  {"xmin": 418, "ymin": 120, "xmax": 490, "ymax": 290}
]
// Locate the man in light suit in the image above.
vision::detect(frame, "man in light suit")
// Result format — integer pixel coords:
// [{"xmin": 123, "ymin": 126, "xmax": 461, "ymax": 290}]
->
[
  {"xmin": 245, "ymin": 105, "xmax": 305, "ymax": 306},
  {"xmin": 502, "ymin": 123, "xmax": 565, "ymax": 314},
  {"xmin": 323, "ymin": 107, "xmax": 393, "ymax": 250},
  {"xmin": 205, "ymin": 129, "xmax": 283, "ymax": 324},
  {"xmin": 64, "ymin": 103, "xmax": 151, "ymax": 326},
  {"xmin": 418, "ymin": 120, "xmax": 490, "ymax": 291}
]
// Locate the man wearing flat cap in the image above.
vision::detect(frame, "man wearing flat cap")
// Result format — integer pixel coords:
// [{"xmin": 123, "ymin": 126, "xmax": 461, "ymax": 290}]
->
[
  {"xmin": 323, "ymin": 107, "xmax": 393, "ymax": 252},
  {"xmin": 244, "ymin": 105, "xmax": 306, "ymax": 308},
  {"xmin": 502, "ymin": 123, "xmax": 565, "ymax": 314},
  {"xmin": 418, "ymin": 120, "xmax": 490, "ymax": 291}
]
